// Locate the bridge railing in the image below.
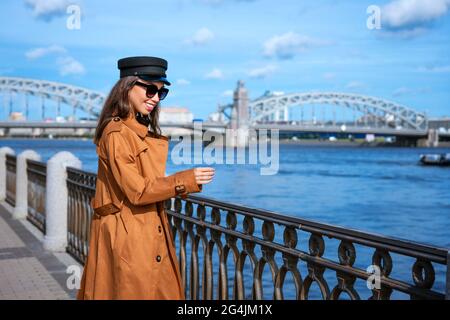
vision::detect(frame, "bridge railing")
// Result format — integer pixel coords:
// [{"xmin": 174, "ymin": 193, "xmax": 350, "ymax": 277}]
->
[
  {"xmin": 26, "ymin": 159, "xmax": 47, "ymax": 234},
  {"xmin": 0, "ymin": 151, "xmax": 448, "ymax": 300},
  {"xmin": 66, "ymin": 167, "xmax": 96, "ymax": 264},
  {"xmin": 163, "ymin": 195, "xmax": 448, "ymax": 300},
  {"xmin": 5, "ymin": 154, "xmax": 16, "ymax": 207}
]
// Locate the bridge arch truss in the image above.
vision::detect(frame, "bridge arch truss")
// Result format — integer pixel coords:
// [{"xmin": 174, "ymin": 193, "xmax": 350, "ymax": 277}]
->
[
  {"xmin": 248, "ymin": 92, "xmax": 427, "ymax": 131},
  {"xmin": 0, "ymin": 77, "xmax": 106, "ymax": 119}
]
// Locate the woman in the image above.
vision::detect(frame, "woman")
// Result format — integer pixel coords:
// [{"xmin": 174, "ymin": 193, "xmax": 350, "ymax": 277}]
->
[{"xmin": 77, "ymin": 56, "xmax": 215, "ymax": 300}]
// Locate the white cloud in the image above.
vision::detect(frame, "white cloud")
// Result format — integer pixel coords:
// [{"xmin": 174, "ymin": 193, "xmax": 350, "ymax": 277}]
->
[
  {"xmin": 263, "ymin": 32, "xmax": 328, "ymax": 59},
  {"xmin": 417, "ymin": 65, "xmax": 450, "ymax": 73},
  {"xmin": 25, "ymin": 44, "xmax": 85, "ymax": 77},
  {"xmin": 382, "ymin": 0, "xmax": 450, "ymax": 31},
  {"xmin": 176, "ymin": 79, "xmax": 191, "ymax": 85},
  {"xmin": 392, "ymin": 86, "xmax": 430, "ymax": 97},
  {"xmin": 25, "ymin": 45, "xmax": 67, "ymax": 60},
  {"xmin": 57, "ymin": 56, "xmax": 85, "ymax": 76},
  {"xmin": 392, "ymin": 87, "xmax": 413, "ymax": 97},
  {"xmin": 346, "ymin": 81, "xmax": 366, "ymax": 90},
  {"xmin": 247, "ymin": 65, "xmax": 277, "ymax": 78},
  {"xmin": 185, "ymin": 27, "xmax": 215, "ymax": 46},
  {"xmin": 205, "ymin": 68, "xmax": 224, "ymax": 79},
  {"xmin": 25, "ymin": 0, "xmax": 72, "ymax": 21}
]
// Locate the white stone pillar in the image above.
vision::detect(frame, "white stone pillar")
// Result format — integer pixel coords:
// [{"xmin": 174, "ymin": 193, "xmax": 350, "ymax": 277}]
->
[
  {"xmin": 0, "ymin": 147, "xmax": 15, "ymax": 202},
  {"xmin": 43, "ymin": 151, "xmax": 82, "ymax": 252},
  {"xmin": 274, "ymin": 109, "xmax": 280, "ymax": 121},
  {"xmin": 13, "ymin": 150, "xmax": 41, "ymax": 219},
  {"xmin": 427, "ymin": 129, "xmax": 439, "ymax": 148},
  {"xmin": 284, "ymin": 106, "xmax": 289, "ymax": 121},
  {"xmin": 236, "ymin": 124, "xmax": 249, "ymax": 148}
]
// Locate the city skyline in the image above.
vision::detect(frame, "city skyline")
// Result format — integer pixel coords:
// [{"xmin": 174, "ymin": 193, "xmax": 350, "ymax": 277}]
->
[{"xmin": 0, "ymin": 0, "xmax": 449, "ymax": 119}]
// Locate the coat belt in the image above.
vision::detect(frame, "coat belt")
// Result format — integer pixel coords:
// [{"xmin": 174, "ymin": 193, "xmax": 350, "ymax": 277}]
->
[
  {"xmin": 91, "ymin": 198, "xmax": 164, "ymax": 217},
  {"xmin": 93, "ymin": 202, "xmax": 121, "ymax": 216}
]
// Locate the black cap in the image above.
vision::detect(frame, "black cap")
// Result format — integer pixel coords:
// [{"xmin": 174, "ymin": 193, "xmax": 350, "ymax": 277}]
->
[{"xmin": 117, "ymin": 56, "xmax": 171, "ymax": 85}]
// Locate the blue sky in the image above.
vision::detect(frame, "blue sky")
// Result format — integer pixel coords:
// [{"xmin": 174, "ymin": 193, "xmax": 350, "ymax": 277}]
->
[{"xmin": 0, "ymin": 0, "xmax": 449, "ymax": 119}]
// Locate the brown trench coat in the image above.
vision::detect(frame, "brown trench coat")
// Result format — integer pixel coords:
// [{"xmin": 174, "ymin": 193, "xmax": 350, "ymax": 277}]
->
[{"xmin": 77, "ymin": 114, "xmax": 201, "ymax": 300}]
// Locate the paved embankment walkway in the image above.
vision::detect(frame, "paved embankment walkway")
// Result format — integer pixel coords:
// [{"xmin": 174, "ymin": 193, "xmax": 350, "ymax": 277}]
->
[{"xmin": 0, "ymin": 201, "xmax": 80, "ymax": 300}]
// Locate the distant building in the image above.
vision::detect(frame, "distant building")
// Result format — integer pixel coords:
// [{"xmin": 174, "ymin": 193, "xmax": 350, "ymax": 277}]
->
[
  {"xmin": 9, "ymin": 112, "xmax": 25, "ymax": 121},
  {"xmin": 429, "ymin": 118, "xmax": 450, "ymax": 133},
  {"xmin": 159, "ymin": 107, "xmax": 193, "ymax": 124}
]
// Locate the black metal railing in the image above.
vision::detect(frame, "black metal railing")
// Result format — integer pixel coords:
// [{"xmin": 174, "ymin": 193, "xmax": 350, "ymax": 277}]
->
[
  {"xmin": 6, "ymin": 162, "xmax": 448, "ymax": 300},
  {"xmin": 66, "ymin": 167, "xmax": 96, "ymax": 264},
  {"xmin": 163, "ymin": 195, "xmax": 449, "ymax": 300},
  {"xmin": 26, "ymin": 159, "xmax": 47, "ymax": 233},
  {"xmin": 5, "ymin": 154, "xmax": 16, "ymax": 207}
]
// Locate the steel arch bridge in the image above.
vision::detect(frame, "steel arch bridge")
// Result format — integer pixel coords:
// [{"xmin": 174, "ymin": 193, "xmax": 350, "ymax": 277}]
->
[
  {"xmin": 0, "ymin": 77, "xmax": 429, "ymax": 134},
  {"xmin": 219, "ymin": 92, "xmax": 428, "ymax": 131},
  {"xmin": 0, "ymin": 77, "xmax": 105, "ymax": 119}
]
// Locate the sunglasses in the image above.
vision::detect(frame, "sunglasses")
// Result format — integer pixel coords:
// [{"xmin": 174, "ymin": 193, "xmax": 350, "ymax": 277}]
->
[{"xmin": 134, "ymin": 81, "xmax": 169, "ymax": 100}]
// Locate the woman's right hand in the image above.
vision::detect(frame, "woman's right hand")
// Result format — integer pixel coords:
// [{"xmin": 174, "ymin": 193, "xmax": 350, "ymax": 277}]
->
[{"xmin": 193, "ymin": 167, "xmax": 215, "ymax": 185}]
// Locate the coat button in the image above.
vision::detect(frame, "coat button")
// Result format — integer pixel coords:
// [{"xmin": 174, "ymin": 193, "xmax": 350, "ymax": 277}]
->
[
  {"xmin": 175, "ymin": 185, "xmax": 186, "ymax": 194},
  {"xmin": 156, "ymin": 255, "xmax": 161, "ymax": 262}
]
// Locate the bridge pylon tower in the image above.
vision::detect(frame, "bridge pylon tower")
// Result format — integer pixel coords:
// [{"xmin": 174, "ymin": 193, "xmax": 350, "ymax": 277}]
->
[{"xmin": 229, "ymin": 80, "xmax": 250, "ymax": 147}]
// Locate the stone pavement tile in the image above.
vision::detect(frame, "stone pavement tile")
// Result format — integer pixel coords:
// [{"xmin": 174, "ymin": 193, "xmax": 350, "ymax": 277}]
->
[
  {"xmin": 0, "ymin": 257, "xmax": 70, "ymax": 300},
  {"xmin": 0, "ymin": 247, "xmax": 33, "ymax": 260},
  {"xmin": 0, "ymin": 203, "xmax": 78, "ymax": 300},
  {"xmin": 0, "ymin": 217, "xmax": 25, "ymax": 249}
]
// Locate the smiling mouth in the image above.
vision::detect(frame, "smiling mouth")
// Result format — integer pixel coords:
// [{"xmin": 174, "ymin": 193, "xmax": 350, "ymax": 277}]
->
[{"xmin": 145, "ymin": 102, "xmax": 156, "ymax": 109}]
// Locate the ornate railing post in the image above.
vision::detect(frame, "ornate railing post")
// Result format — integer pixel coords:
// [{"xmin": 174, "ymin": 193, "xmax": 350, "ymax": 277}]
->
[
  {"xmin": 66, "ymin": 167, "xmax": 96, "ymax": 264},
  {"xmin": 43, "ymin": 151, "xmax": 81, "ymax": 252},
  {"xmin": 0, "ymin": 147, "xmax": 14, "ymax": 202},
  {"xmin": 12, "ymin": 150, "xmax": 41, "ymax": 220},
  {"xmin": 27, "ymin": 159, "xmax": 47, "ymax": 233}
]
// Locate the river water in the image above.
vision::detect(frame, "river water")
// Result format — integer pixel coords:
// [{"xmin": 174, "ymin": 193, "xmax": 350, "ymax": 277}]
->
[{"xmin": 2, "ymin": 138, "xmax": 449, "ymax": 299}]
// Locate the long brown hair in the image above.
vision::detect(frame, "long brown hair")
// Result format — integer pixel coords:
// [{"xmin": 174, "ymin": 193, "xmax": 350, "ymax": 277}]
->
[{"xmin": 93, "ymin": 76, "xmax": 161, "ymax": 145}]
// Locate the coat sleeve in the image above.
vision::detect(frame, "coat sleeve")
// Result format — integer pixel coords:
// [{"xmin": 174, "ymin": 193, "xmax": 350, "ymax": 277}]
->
[{"xmin": 104, "ymin": 131, "xmax": 202, "ymax": 206}]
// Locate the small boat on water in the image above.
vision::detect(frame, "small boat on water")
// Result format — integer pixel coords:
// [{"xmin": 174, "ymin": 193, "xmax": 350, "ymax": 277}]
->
[{"xmin": 419, "ymin": 153, "xmax": 450, "ymax": 166}]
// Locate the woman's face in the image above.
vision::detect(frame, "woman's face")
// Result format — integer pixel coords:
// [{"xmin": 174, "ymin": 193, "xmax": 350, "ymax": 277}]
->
[{"xmin": 128, "ymin": 80, "xmax": 164, "ymax": 116}]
